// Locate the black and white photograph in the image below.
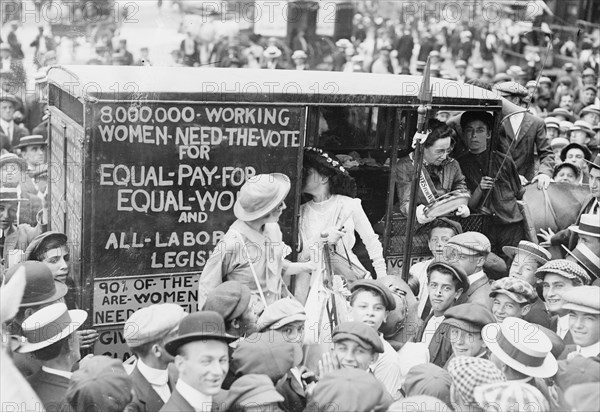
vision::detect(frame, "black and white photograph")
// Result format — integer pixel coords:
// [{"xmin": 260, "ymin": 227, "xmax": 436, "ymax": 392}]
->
[{"xmin": 0, "ymin": 0, "xmax": 599, "ymax": 411}]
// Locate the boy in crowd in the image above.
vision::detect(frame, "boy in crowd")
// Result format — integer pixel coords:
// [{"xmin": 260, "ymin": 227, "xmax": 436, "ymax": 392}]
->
[
  {"xmin": 504, "ymin": 240, "xmax": 554, "ymax": 328},
  {"xmin": 442, "ymin": 303, "xmax": 494, "ymax": 365},
  {"xmin": 444, "ymin": 232, "xmax": 492, "ymax": 307},
  {"xmin": 489, "ymin": 277, "xmax": 537, "ymax": 324},
  {"xmin": 416, "ymin": 262, "xmax": 468, "ymax": 347},
  {"xmin": 560, "ymin": 286, "xmax": 600, "ymax": 359},
  {"xmin": 409, "ymin": 218, "xmax": 462, "ymax": 319},
  {"xmin": 348, "ymin": 279, "xmax": 403, "ymax": 399},
  {"xmin": 535, "ymin": 260, "xmax": 591, "ymax": 342}
]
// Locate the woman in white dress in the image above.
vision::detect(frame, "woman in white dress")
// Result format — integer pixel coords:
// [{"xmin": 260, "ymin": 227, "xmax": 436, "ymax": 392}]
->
[{"xmin": 295, "ymin": 147, "xmax": 387, "ymax": 303}]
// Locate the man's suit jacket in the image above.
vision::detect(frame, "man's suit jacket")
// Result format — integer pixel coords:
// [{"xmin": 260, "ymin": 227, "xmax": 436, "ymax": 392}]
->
[
  {"xmin": 26, "ymin": 369, "xmax": 72, "ymax": 412},
  {"xmin": 552, "ymin": 195, "xmax": 598, "ymax": 251},
  {"xmin": 498, "ymin": 111, "xmax": 554, "ymax": 181},
  {"xmin": 0, "ymin": 123, "xmax": 30, "ymax": 150},
  {"xmin": 159, "ymin": 389, "xmax": 228, "ymax": 412},
  {"xmin": 456, "ymin": 274, "xmax": 493, "ymax": 310},
  {"xmin": 130, "ymin": 365, "xmax": 177, "ymax": 412},
  {"xmin": 2, "ymin": 221, "xmax": 44, "ymax": 267}
]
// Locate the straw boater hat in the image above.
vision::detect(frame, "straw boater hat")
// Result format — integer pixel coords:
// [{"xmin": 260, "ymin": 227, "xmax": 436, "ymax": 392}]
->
[
  {"xmin": 580, "ymin": 105, "xmax": 600, "ymax": 117},
  {"xmin": 233, "ymin": 173, "xmax": 290, "ymax": 221},
  {"xmin": 549, "ymin": 108, "xmax": 576, "ymax": 122},
  {"xmin": 562, "ymin": 244, "xmax": 600, "ymax": 280},
  {"xmin": 544, "ymin": 117, "xmax": 560, "ymax": 129},
  {"xmin": 0, "ymin": 92, "xmax": 19, "ymax": 105},
  {"xmin": 482, "ymin": 317, "xmax": 558, "ymax": 378},
  {"xmin": 15, "ymin": 135, "xmax": 47, "ymax": 150},
  {"xmin": 0, "ymin": 153, "xmax": 27, "ymax": 171},
  {"xmin": 568, "ymin": 214, "xmax": 600, "ymax": 238},
  {"xmin": 569, "ymin": 120, "xmax": 595, "ymax": 137},
  {"xmin": 503, "ymin": 240, "xmax": 551, "ymax": 265},
  {"xmin": 17, "ymin": 302, "xmax": 87, "ymax": 353},
  {"xmin": 0, "ymin": 187, "xmax": 28, "ymax": 202},
  {"xmin": 550, "ymin": 137, "xmax": 569, "ymax": 152}
]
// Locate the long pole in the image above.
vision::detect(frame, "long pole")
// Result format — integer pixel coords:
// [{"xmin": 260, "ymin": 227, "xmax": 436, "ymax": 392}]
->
[{"xmin": 401, "ymin": 58, "xmax": 433, "ymax": 282}]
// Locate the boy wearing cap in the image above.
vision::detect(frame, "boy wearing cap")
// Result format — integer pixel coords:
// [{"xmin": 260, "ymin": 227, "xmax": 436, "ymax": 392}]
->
[
  {"xmin": 409, "ymin": 218, "xmax": 462, "ymax": 319},
  {"xmin": 560, "ymin": 286, "xmax": 600, "ymax": 359},
  {"xmin": 1, "ymin": 153, "xmax": 43, "ymax": 226},
  {"xmin": 18, "ymin": 302, "xmax": 87, "ymax": 411},
  {"xmin": 125, "ymin": 304, "xmax": 187, "ymax": 412},
  {"xmin": 348, "ymin": 279, "xmax": 403, "ymax": 398},
  {"xmin": 447, "ymin": 357, "xmax": 506, "ymax": 412},
  {"xmin": 536, "ymin": 260, "xmax": 591, "ymax": 342},
  {"xmin": 203, "ymin": 281, "xmax": 258, "ymax": 339},
  {"xmin": 160, "ymin": 311, "xmax": 236, "ymax": 412},
  {"xmin": 444, "ymin": 232, "xmax": 492, "ymax": 309},
  {"xmin": 505, "ymin": 240, "xmax": 553, "ymax": 328},
  {"xmin": 416, "ymin": 262, "xmax": 467, "ymax": 347},
  {"xmin": 443, "ymin": 303, "xmax": 494, "ymax": 364},
  {"xmin": 490, "ymin": 277, "xmax": 537, "ymax": 323}
]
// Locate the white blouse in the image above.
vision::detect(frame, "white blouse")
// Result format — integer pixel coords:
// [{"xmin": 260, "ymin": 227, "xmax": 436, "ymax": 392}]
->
[{"xmin": 299, "ymin": 194, "xmax": 386, "ymax": 278}]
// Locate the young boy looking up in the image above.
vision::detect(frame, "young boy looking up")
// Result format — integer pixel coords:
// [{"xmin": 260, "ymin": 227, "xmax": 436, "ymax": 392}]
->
[{"xmin": 348, "ymin": 279, "xmax": 403, "ymax": 399}]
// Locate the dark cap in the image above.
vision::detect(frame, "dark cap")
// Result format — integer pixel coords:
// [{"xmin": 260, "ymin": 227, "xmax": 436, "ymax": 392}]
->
[
  {"xmin": 226, "ymin": 374, "xmax": 284, "ymax": 410},
  {"xmin": 231, "ymin": 331, "xmax": 303, "ymax": 382},
  {"xmin": 4, "ymin": 261, "xmax": 68, "ymax": 308},
  {"xmin": 403, "ymin": 363, "xmax": 452, "ymax": 405},
  {"xmin": 202, "ymin": 281, "xmax": 251, "ymax": 321},
  {"xmin": 164, "ymin": 311, "xmax": 236, "ymax": 355},
  {"xmin": 333, "ymin": 321, "xmax": 384, "ymax": 353},
  {"xmin": 350, "ymin": 279, "xmax": 396, "ymax": 310},
  {"xmin": 66, "ymin": 356, "xmax": 133, "ymax": 412},
  {"xmin": 554, "ymin": 356, "xmax": 600, "ymax": 392},
  {"xmin": 427, "ymin": 261, "xmax": 470, "ymax": 293},
  {"xmin": 443, "ymin": 303, "xmax": 494, "ymax": 333},
  {"xmin": 24, "ymin": 231, "xmax": 68, "ymax": 260}
]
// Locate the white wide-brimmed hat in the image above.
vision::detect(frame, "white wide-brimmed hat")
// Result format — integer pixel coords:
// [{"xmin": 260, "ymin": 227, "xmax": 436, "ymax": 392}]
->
[
  {"xmin": 569, "ymin": 214, "xmax": 600, "ymax": 238},
  {"xmin": 482, "ymin": 317, "xmax": 558, "ymax": 379},
  {"xmin": 233, "ymin": 173, "xmax": 290, "ymax": 221},
  {"xmin": 17, "ymin": 302, "xmax": 88, "ymax": 353}
]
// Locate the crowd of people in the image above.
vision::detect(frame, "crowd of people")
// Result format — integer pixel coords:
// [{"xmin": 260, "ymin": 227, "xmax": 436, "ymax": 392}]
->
[{"xmin": 1, "ymin": 3, "xmax": 600, "ymax": 412}]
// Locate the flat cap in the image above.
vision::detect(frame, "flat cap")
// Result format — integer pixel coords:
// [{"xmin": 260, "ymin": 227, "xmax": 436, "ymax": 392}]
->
[
  {"xmin": 124, "ymin": 304, "xmax": 187, "ymax": 348},
  {"xmin": 544, "ymin": 116, "xmax": 560, "ymax": 127},
  {"xmin": 307, "ymin": 369, "xmax": 389, "ymax": 412},
  {"xmin": 257, "ymin": 297, "xmax": 306, "ymax": 331},
  {"xmin": 445, "ymin": 231, "xmax": 491, "ymax": 256},
  {"xmin": 333, "ymin": 321, "xmax": 384, "ymax": 353},
  {"xmin": 550, "ymin": 108, "xmax": 576, "ymax": 122},
  {"xmin": 351, "ymin": 279, "xmax": 396, "ymax": 310},
  {"xmin": 538, "ymin": 76, "xmax": 552, "ymax": 85},
  {"xmin": 66, "ymin": 356, "xmax": 133, "ymax": 412},
  {"xmin": 494, "ymin": 81, "xmax": 528, "ymax": 97},
  {"xmin": 473, "ymin": 382, "xmax": 549, "ymax": 412},
  {"xmin": 203, "ymin": 281, "xmax": 251, "ymax": 321},
  {"xmin": 535, "ymin": 259, "xmax": 591, "ymax": 286},
  {"xmin": 443, "ymin": 303, "xmax": 495, "ymax": 333},
  {"xmin": 455, "ymin": 59, "xmax": 467, "ymax": 67},
  {"xmin": 232, "ymin": 331, "xmax": 302, "ymax": 382},
  {"xmin": 560, "ymin": 285, "xmax": 600, "ymax": 314},
  {"xmin": 226, "ymin": 374, "xmax": 284, "ymax": 409},
  {"xmin": 403, "ymin": 363, "xmax": 452, "ymax": 405},
  {"xmin": 427, "ymin": 261, "xmax": 470, "ymax": 293},
  {"xmin": 447, "ymin": 357, "xmax": 505, "ymax": 404},
  {"xmin": 490, "ymin": 277, "xmax": 537, "ymax": 304},
  {"xmin": 554, "ymin": 356, "xmax": 600, "ymax": 392}
]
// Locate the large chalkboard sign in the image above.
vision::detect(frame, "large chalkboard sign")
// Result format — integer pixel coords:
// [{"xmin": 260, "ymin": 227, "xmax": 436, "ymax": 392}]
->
[{"xmin": 88, "ymin": 103, "xmax": 304, "ymax": 329}]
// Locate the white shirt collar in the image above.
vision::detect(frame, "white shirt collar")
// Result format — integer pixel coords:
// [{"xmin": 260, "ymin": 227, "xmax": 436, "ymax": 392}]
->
[
  {"xmin": 557, "ymin": 314, "xmax": 570, "ymax": 339},
  {"xmin": 42, "ymin": 366, "xmax": 73, "ymax": 379},
  {"xmin": 0, "ymin": 118, "xmax": 14, "ymax": 133},
  {"xmin": 176, "ymin": 379, "xmax": 213, "ymax": 412},
  {"xmin": 578, "ymin": 341, "xmax": 600, "ymax": 358},
  {"xmin": 137, "ymin": 358, "xmax": 169, "ymax": 386},
  {"xmin": 468, "ymin": 270, "xmax": 486, "ymax": 284}
]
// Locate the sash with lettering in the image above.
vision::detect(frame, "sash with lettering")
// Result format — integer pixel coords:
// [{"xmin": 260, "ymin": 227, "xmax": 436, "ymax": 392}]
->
[{"xmin": 410, "ymin": 153, "xmax": 438, "ymax": 204}]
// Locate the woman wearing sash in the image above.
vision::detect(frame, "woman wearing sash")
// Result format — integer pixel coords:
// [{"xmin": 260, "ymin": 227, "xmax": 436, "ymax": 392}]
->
[{"xmin": 394, "ymin": 120, "xmax": 470, "ymax": 224}]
